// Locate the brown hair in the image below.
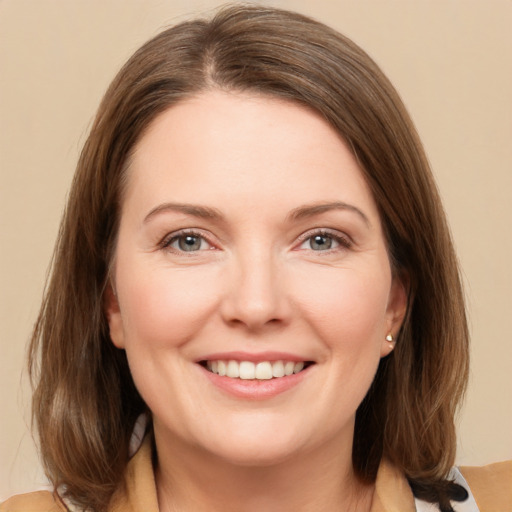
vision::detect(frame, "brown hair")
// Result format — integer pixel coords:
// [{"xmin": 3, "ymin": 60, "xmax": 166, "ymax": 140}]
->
[{"xmin": 29, "ymin": 4, "xmax": 469, "ymax": 511}]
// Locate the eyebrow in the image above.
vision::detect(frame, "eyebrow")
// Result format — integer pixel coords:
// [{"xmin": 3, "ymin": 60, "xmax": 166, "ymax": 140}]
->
[
  {"xmin": 144, "ymin": 203, "xmax": 224, "ymax": 223},
  {"xmin": 143, "ymin": 200, "xmax": 370, "ymax": 227},
  {"xmin": 286, "ymin": 201, "xmax": 371, "ymax": 227}
]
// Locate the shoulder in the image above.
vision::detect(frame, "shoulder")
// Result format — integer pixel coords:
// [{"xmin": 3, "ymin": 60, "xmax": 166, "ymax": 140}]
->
[
  {"xmin": 0, "ymin": 490, "xmax": 67, "ymax": 512},
  {"xmin": 459, "ymin": 460, "xmax": 512, "ymax": 512}
]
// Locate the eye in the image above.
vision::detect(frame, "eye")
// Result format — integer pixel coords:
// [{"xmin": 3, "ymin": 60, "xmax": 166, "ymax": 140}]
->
[
  {"xmin": 297, "ymin": 230, "xmax": 351, "ymax": 252},
  {"xmin": 307, "ymin": 234, "xmax": 336, "ymax": 251},
  {"xmin": 163, "ymin": 231, "xmax": 212, "ymax": 252}
]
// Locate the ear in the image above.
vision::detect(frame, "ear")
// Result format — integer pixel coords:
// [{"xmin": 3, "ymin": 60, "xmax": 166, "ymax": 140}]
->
[
  {"xmin": 380, "ymin": 272, "xmax": 409, "ymax": 358},
  {"xmin": 104, "ymin": 283, "xmax": 125, "ymax": 349}
]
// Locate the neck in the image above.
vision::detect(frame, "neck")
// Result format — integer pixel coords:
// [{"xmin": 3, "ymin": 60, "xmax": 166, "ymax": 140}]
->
[{"xmin": 154, "ymin": 431, "xmax": 374, "ymax": 512}]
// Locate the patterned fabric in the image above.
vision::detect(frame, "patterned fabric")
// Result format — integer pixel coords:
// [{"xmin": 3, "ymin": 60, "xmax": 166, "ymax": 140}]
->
[{"xmin": 414, "ymin": 467, "xmax": 480, "ymax": 512}]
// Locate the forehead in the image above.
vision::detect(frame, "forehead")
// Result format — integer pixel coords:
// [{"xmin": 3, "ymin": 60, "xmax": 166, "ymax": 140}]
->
[{"xmin": 123, "ymin": 90, "xmax": 380, "ymax": 223}]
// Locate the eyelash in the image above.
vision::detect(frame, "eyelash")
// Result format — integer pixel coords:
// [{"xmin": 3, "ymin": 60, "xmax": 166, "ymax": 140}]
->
[
  {"xmin": 160, "ymin": 229, "xmax": 215, "ymax": 253},
  {"xmin": 296, "ymin": 229, "xmax": 352, "ymax": 253},
  {"xmin": 159, "ymin": 228, "xmax": 352, "ymax": 254}
]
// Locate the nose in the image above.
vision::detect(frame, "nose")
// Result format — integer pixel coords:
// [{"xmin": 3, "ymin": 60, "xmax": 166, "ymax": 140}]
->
[{"xmin": 219, "ymin": 249, "xmax": 291, "ymax": 332}]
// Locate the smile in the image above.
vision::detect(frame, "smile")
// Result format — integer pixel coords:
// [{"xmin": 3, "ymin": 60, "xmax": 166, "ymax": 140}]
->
[{"xmin": 203, "ymin": 360, "xmax": 312, "ymax": 380}]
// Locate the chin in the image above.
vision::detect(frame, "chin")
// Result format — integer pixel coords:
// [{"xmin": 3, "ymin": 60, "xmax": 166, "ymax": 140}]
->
[
  {"xmin": 198, "ymin": 418, "xmax": 320, "ymax": 468},
  {"xmin": 213, "ymin": 438, "xmax": 302, "ymax": 468}
]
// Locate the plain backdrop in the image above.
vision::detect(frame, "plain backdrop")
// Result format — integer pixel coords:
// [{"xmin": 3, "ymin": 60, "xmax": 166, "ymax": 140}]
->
[{"xmin": 1, "ymin": 0, "xmax": 511, "ymax": 500}]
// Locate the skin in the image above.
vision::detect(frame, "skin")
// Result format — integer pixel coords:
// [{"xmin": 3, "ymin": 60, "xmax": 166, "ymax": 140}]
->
[{"xmin": 106, "ymin": 90, "xmax": 407, "ymax": 511}]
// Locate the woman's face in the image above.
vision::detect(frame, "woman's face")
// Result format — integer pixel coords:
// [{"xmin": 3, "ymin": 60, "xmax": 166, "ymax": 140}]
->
[{"xmin": 107, "ymin": 90, "xmax": 406, "ymax": 465}]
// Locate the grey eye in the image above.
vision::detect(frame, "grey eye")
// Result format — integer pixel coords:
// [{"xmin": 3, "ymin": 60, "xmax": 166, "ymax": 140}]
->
[
  {"xmin": 165, "ymin": 233, "xmax": 210, "ymax": 252},
  {"xmin": 309, "ymin": 234, "xmax": 333, "ymax": 251},
  {"xmin": 178, "ymin": 235, "xmax": 204, "ymax": 251}
]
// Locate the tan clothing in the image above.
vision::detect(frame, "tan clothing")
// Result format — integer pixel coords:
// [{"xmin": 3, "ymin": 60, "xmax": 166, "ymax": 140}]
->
[{"xmin": 2, "ymin": 439, "xmax": 511, "ymax": 511}]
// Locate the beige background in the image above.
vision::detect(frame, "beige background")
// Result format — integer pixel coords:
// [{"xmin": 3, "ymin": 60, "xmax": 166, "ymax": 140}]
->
[{"xmin": 1, "ymin": 0, "xmax": 511, "ymax": 500}]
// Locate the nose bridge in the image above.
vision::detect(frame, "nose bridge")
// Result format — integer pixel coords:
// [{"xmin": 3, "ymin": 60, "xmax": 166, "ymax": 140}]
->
[{"xmin": 221, "ymin": 243, "xmax": 288, "ymax": 329}]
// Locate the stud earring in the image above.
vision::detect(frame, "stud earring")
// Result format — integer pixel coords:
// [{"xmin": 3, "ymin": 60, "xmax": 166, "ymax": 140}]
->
[{"xmin": 386, "ymin": 333, "xmax": 394, "ymax": 343}]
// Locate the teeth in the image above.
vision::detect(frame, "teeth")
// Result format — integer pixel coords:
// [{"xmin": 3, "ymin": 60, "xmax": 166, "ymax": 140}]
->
[
  {"xmin": 272, "ymin": 360, "xmax": 285, "ymax": 378},
  {"xmin": 239, "ymin": 361, "xmax": 255, "ymax": 380},
  {"xmin": 226, "ymin": 360, "xmax": 240, "ymax": 378},
  {"xmin": 255, "ymin": 362, "xmax": 273, "ymax": 380},
  {"xmin": 284, "ymin": 361, "xmax": 295, "ymax": 376},
  {"xmin": 217, "ymin": 360, "xmax": 227, "ymax": 376},
  {"xmin": 205, "ymin": 360, "xmax": 309, "ymax": 380},
  {"xmin": 293, "ymin": 362, "xmax": 304, "ymax": 374}
]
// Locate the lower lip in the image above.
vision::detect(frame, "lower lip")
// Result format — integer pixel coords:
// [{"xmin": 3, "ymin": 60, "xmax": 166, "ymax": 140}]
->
[{"xmin": 199, "ymin": 365, "xmax": 312, "ymax": 400}]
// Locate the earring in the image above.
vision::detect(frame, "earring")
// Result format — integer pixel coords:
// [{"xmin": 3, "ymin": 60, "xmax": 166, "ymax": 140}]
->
[{"xmin": 386, "ymin": 333, "xmax": 394, "ymax": 343}]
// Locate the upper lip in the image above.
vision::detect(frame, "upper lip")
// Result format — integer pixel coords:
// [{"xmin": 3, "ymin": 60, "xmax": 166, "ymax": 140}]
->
[{"xmin": 196, "ymin": 351, "xmax": 313, "ymax": 363}]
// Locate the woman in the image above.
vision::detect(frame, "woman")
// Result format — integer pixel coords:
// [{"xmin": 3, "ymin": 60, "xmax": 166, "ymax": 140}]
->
[{"xmin": 2, "ymin": 4, "xmax": 510, "ymax": 512}]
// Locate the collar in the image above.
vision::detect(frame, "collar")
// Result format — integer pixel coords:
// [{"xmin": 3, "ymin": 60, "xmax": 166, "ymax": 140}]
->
[
  {"xmin": 371, "ymin": 458, "xmax": 416, "ymax": 512},
  {"xmin": 109, "ymin": 437, "xmax": 416, "ymax": 512}
]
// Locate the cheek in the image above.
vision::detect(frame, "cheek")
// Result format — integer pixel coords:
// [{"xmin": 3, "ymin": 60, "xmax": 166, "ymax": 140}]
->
[
  {"xmin": 292, "ymin": 266, "xmax": 391, "ymax": 418},
  {"xmin": 116, "ymin": 263, "xmax": 223, "ymax": 349},
  {"xmin": 292, "ymin": 265, "xmax": 391, "ymax": 345}
]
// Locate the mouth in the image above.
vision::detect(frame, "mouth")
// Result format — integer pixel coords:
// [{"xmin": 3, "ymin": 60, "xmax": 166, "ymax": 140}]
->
[{"xmin": 199, "ymin": 360, "xmax": 315, "ymax": 380}]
